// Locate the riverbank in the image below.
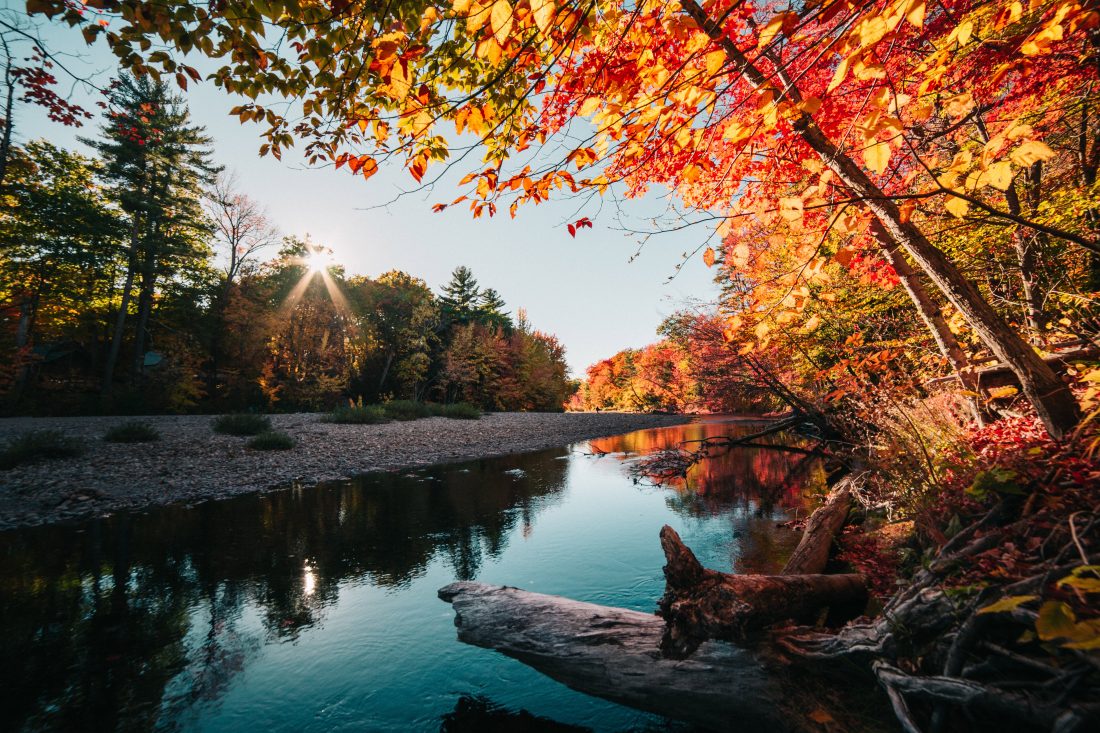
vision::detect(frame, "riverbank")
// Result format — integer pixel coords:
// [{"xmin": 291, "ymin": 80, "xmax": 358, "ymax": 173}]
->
[{"xmin": 0, "ymin": 411, "xmax": 690, "ymax": 531}]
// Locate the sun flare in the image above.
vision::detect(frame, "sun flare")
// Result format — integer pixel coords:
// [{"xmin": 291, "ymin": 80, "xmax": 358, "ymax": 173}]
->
[{"xmin": 305, "ymin": 248, "xmax": 331, "ymax": 274}]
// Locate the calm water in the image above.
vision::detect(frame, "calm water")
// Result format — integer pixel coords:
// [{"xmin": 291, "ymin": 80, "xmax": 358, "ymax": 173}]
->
[{"xmin": 0, "ymin": 417, "xmax": 823, "ymax": 732}]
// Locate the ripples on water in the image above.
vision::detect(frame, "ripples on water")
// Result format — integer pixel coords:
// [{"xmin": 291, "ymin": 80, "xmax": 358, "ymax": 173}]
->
[{"xmin": 0, "ymin": 417, "xmax": 824, "ymax": 732}]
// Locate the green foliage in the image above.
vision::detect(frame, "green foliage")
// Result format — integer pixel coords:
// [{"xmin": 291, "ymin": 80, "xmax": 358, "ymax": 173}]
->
[
  {"xmin": 432, "ymin": 402, "xmax": 481, "ymax": 420},
  {"xmin": 103, "ymin": 421, "xmax": 160, "ymax": 443},
  {"xmin": 966, "ymin": 467, "xmax": 1023, "ymax": 500},
  {"xmin": 0, "ymin": 430, "xmax": 84, "ymax": 470},
  {"xmin": 246, "ymin": 430, "xmax": 295, "ymax": 451},
  {"xmin": 323, "ymin": 403, "xmax": 390, "ymax": 424},
  {"xmin": 381, "ymin": 399, "xmax": 434, "ymax": 421},
  {"xmin": 212, "ymin": 413, "xmax": 272, "ymax": 436}
]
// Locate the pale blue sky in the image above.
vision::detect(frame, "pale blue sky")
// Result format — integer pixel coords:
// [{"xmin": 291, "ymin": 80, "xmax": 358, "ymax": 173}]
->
[{"xmin": 10, "ymin": 7, "xmax": 719, "ymax": 375}]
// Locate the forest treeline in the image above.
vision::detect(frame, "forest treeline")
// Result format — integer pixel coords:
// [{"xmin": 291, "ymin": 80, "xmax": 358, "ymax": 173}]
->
[{"xmin": 0, "ymin": 78, "xmax": 573, "ymax": 415}]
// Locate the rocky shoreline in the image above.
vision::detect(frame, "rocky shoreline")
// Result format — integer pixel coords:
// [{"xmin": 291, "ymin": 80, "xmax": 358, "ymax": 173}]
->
[{"xmin": 0, "ymin": 411, "xmax": 689, "ymax": 532}]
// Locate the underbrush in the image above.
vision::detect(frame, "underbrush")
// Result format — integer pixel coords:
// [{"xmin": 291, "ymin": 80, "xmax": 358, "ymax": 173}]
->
[
  {"xmin": 431, "ymin": 402, "xmax": 481, "ymax": 420},
  {"xmin": 212, "ymin": 413, "xmax": 272, "ymax": 436},
  {"xmin": 247, "ymin": 431, "xmax": 295, "ymax": 451},
  {"xmin": 323, "ymin": 403, "xmax": 389, "ymax": 424},
  {"xmin": 381, "ymin": 399, "xmax": 434, "ymax": 421},
  {"xmin": 0, "ymin": 430, "xmax": 85, "ymax": 470},
  {"xmin": 104, "ymin": 421, "xmax": 160, "ymax": 443}
]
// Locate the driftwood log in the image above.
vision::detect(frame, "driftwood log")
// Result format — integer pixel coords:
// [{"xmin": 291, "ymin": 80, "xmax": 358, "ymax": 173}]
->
[
  {"xmin": 658, "ymin": 525, "xmax": 867, "ymax": 655},
  {"xmin": 782, "ymin": 480, "xmax": 854, "ymax": 575},
  {"xmin": 438, "ymin": 581, "xmax": 811, "ymax": 733}
]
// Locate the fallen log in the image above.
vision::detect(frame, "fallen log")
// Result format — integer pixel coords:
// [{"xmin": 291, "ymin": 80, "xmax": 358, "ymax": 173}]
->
[
  {"xmin": 659, "ymin": 525, "xmax": 868, "ymax": 655},
  {"xmin": 781, "ymin": 479, "xmax": 854, "ymax": 576},
  {"xmin": 438, "ymin": 581, "xmax": 808, "ymax": 733}
]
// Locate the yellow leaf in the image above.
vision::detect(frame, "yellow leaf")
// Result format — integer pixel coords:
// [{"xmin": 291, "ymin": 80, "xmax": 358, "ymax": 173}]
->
[
  {"xmin": 798, "ymin": 97, "xmax": 822, "ymax": 115},
  {"xmin": 452, "ymin": 0, "xmax": 473, "ymax": 14},
  {"xmin": 779, "ymin": 197, "xmax": 804, "ymax": 222},
  {"xmin": 803, "ymin": 315, "xmax": 821, "ymax": 332},
  {"xmin": 705, "ymin": 50, "xmax": 726, "ymax": 76},
  {"xmin": 945, "ymin": 194, "xmax": 969, "ymax": 218},
  {"xmin": 943, "ymin": 92, "xmax": 974, "ymax": 119},
  {"xmin": 985, "ymin": 160, "xmax": 1013, "ymax": 191},
  {"xmin": 865, "ymin": 140, "xmax": 891, "ymax": 175},
  {"xmin": 977, "ymin": 595, "xmax": 1039, "ymax": 615},
  {"xmin": 1010, "ymin": 141, "xmax": 1055, "ymax": 167},
  {"xmin": 490, "ymin": 0, "xmax": 513, "ymax": 45},
  {"xmin": 758, "ymin": 14, "xmax": 786, "ymax": 49},
  {"xmin": 531, "ymin": 0, "xmax": 555, "ymax": 34},
  {"xmin": 578, "ymin": 97, "xmax": 601, "ymax": 116},
  {"xmin": 828, "ymin": 56, "xmax": 850, "ymax": 92},
  {"xmin": 905, "ymin": 0, "xmax": 926, "ymax": 28},
  {"xmin": 702, "ymin": 247, "xmax": 716, "ymax": 267}
]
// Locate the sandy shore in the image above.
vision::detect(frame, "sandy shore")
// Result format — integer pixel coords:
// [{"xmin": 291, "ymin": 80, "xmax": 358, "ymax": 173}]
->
[{"xmin": 0, "ymin": 412, "xmax": 689, "ymax": 531}]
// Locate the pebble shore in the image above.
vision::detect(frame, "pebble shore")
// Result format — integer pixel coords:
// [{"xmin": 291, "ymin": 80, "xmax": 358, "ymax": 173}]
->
[{"xmin": 0, "ymin": 412, "xmax": 689, "ymax": 531}]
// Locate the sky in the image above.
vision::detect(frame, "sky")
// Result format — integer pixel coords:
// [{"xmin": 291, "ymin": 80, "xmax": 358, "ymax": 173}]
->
[{"xmin": 10, "ymin": 6, "xmax": 720, "ymax": 376}]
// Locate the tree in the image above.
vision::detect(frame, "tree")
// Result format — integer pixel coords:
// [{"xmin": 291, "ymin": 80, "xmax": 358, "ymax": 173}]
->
[
  {"xmin": 439, "ymin": 265, "xmax": 482, "ymax": 326},
  {"xmin": 0, "ymin": 140, "xmax": 122, "ymax": 401},
  {"xmin": 84, "ymin": 74, "xmax": 217, "ymax": 393}
]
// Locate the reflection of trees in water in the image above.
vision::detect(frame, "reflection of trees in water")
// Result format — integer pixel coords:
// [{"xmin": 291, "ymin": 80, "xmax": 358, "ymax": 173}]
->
[
  {"xmin": 0, "ymin": 449, "xmax": 569, "ymax": 732},
  {"xmin": 596, "ymin": 421, "xmax": 825, "ymax": 576}
]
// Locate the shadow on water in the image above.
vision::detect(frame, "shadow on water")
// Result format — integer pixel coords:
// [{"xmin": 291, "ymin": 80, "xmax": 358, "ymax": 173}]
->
[{"xmin": 0, "ymin": 418, "xmax": 822, "ymax": 732}]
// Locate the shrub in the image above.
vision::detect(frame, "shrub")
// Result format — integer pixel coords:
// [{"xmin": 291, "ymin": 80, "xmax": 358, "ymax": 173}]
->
[
  {"xmin": 0, "ymin": 430, "xmax": 85, "ymax": 470},
  {"xmin": 381, "ymin": 399, "xmax": 433, "ymax": 421},
  {"xmin": 247, "ymin": 430, "xmax": 295, "ymax": 451},
  {"xmin": 433, "ymin": 402, "xmax": 481, "ymax": 420},
  {"xmin": 323, "ymin": 403, "xmax": 389, "ymax": 424},
  {"xmin": 212, "ymin": 413, "xmax": 272, "ymax": 436},
  {"xmin": 104, "ymin": 421, "xmax": 160, "ymax": 443}
]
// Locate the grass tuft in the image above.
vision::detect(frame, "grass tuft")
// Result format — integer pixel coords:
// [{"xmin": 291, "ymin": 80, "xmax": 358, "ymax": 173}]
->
[
  {"xmin": 212, "ymin": 413, "xmax": 272, "ymax": 436},
  {"xmin": 381, "ymin": 399, "xmax": 434, "ymax": 421},
  {"xmin": 104, "ymin": 421, "xmax": 160, "ymax": 443},
  {"xmin": 432, "ymin": 402, "xmax": 481, "ymax": 420},
  {"xmin": 322, "ymin": 404, "xmax": 390, "ymax": 424},
  {"xmin": 246, "ymin": 430, "xmax": 295, "ymax": 451},
  {"xmin": 1, "ymin": 430, "xmax": 85, "ymax": 470}
]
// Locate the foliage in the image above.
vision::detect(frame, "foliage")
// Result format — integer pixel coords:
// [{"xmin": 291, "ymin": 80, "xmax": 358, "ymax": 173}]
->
[
  {"xmin": 211, "ymin": 413, "xmax": 272, "ymax": 436},
  {"xmin": 431, "ymin": 402, "xmax": 481, "ymax": 420},
  {"xmin": 0, "ymin": 429, "xmax": 84, "ymax": 469},
  {"xmin": 103, "ymin": 420, "xmax": 160, "ymax": 443},
  {"xmin": 381, "ymin": 399, "xmax": 434, "ymax": 421},
  {"xmin": 322, "ymin": 402, "xmax": 390, "ymax": 425},
  {"xmin": 246, "ymin": 430, "xmax": 295, "ymax": 451}
]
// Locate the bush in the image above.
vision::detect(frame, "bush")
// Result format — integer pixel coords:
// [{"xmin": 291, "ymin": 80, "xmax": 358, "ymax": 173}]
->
[
  {"xmin": 433, "ymin": 402, "xmax": 481, "ymax": 420},
  {"xmin": 0, "ymin": 430, "xmax": 85, "ymax": 470},
  {"xmin": 212, "ymin": 413, "xmax": 272, "ymax": 436},
  {"xmin": 381, "ymin": 399, "xmax": 434, "ymax": 421},
  {"xmin": 247, "ymin": 430, "xmax": 295, "ymax": 451},
  {"xmin": 323, "ymin": 403, "xmax": 389, "ymax": 424},
  {"xmin": 104, "ymin": 421, "xmax": 160, "ymax": 443}
]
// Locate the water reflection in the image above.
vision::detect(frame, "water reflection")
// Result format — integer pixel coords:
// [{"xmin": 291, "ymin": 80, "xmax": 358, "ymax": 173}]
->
[{"xmin": 0, "ymin": 418, "xmax": 820, "ymax": 732}]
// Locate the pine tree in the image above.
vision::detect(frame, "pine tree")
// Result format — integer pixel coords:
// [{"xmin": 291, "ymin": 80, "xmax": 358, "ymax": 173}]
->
[
  {"xmin": 477, "ymin": 287, "xmax": 512, "ymax": 332},
  {"xmin": 438, "ymin": 265, "xmax": 481, "ymax": 326},
  {"xmin": 84, "ymin": 75, "xmax": 218, "ymax": 392}
]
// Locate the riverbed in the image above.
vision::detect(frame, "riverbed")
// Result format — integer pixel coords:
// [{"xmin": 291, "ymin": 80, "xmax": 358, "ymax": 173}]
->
[{"xmin": 0, "ymin": 417, "xmax": 824, "ymax": 732}]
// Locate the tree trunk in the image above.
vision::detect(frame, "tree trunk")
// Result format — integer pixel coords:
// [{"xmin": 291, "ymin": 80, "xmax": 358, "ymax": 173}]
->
[
  {"xmin": 873, "ymin": 223, "xmax": 989, "ymax": 423},
  {"xmin": 102, "ymin": 217, "xmax": 141, "ymax": 394},
  {"xmin": 130, "ymin": 250, "xmax": 159, "ymax": 383},
  {"xmin": 678, "ymin": 0, "xmax": 1080, "ymax": 439},
  {"xmin": 658, "ymin": 525, "xmax": 868, "ymax": 655},
  {"xmin": 438, "ymin": 581, "xmax": 815, "ymax": 733},
  {"xmin": 781, "ymin": 481, "xmax": 853, "ymax": 576}
]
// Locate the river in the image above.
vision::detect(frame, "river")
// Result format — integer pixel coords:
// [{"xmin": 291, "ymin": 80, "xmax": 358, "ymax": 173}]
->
[{"xmin": 0, "ymin": 416, "xmax": 824, "ymax": 732}]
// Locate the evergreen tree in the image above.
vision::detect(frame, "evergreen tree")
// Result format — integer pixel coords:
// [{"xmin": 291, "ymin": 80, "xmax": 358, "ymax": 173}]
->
[
  {"xmin": 438, "ymin": 265, "xmax": 481, "ymax": 326},
  {"xmin": 83, "ymin": 75, "xmax": 218, "ymax": 392},
  {"xmin": 477, "ymin": 287, "xmax": 512, "ymax": 332}
]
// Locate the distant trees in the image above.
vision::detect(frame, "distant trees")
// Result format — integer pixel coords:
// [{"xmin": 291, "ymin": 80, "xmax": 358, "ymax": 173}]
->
[{"xmin": 0, "ymin": 81, "xmax": 573, "ymax": 413}]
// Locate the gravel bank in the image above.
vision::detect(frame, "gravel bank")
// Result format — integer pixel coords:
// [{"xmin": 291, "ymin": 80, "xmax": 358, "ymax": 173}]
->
[{"xmin": 0, "ymin": 412, "xmax": 689, "ymax": 531}]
